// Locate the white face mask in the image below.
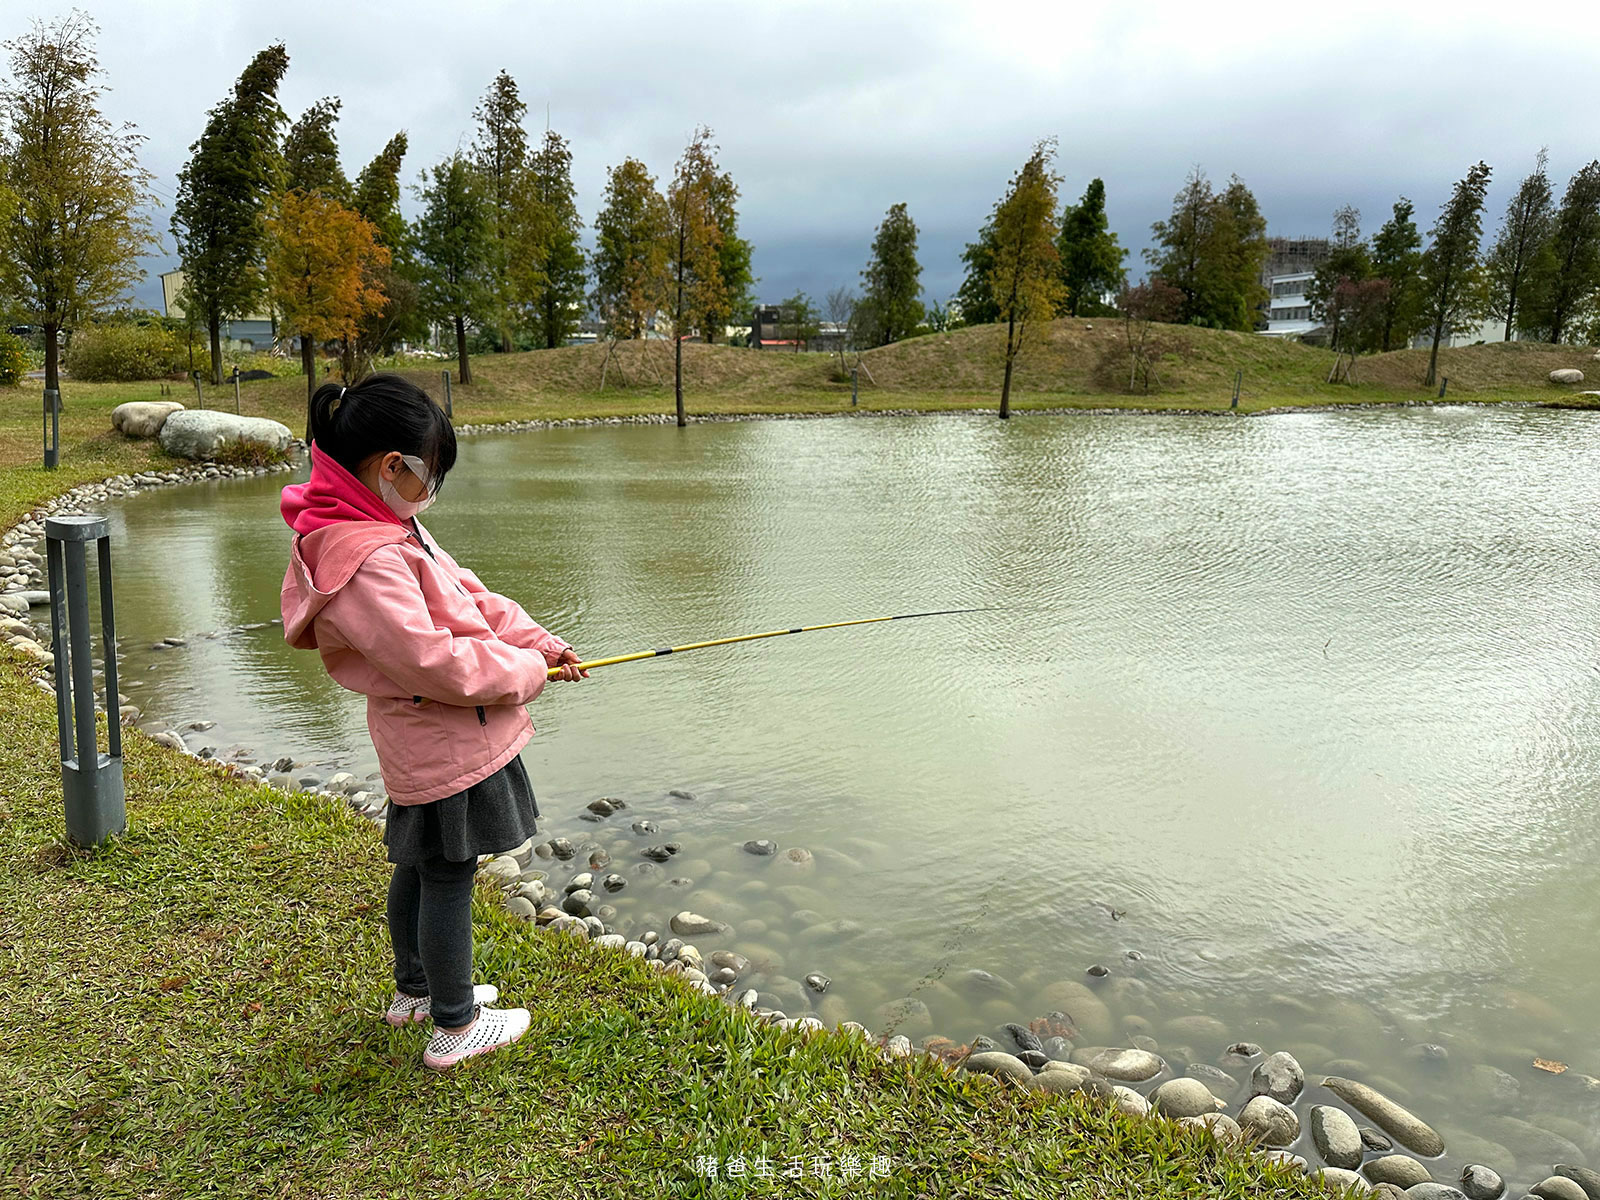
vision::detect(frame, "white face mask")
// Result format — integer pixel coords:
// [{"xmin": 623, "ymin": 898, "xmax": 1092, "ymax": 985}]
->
[{"xmin": 379, "ymin": 453, "xmax": 438, "ymax": 518}]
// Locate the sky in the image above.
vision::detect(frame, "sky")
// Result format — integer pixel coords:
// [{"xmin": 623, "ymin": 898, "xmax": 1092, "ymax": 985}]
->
[{"xmin": 8, "ymin": 0, "xmax": 1600, "ymax": 317}]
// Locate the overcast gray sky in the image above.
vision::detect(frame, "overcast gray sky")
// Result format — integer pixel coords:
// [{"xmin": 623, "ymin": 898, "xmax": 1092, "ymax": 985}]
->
[{"xmin": 14, "ymin": 0, "xmax": 1600, "ymax": 315}]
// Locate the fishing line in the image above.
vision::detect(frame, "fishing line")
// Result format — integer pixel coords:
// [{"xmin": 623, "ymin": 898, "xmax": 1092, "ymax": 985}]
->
[{"xmin": 546, "ymin": 606, "xmax": 997, "ymax": 677}]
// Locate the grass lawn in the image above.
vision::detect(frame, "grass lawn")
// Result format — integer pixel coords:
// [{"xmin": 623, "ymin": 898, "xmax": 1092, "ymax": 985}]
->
[{"xmin": 2, "ymin": 324, "xmax": 1591, "ymax": 1196}]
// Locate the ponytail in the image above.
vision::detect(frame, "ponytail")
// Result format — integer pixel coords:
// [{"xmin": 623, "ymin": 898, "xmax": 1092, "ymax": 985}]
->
[{"xmin": 305, "ymin": 373, "xmax": 457, "ymax": 487}]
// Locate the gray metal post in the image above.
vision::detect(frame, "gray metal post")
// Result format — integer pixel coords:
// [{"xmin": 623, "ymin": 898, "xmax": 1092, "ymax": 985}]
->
[
  {"xmin": 442, "ymin": 369, "xmax": 453, "ymax": 418},
  {"xmin": 192, "ymin": 370, "xmax": 204, "ymax": 409},
  {"xmin": 851, "ymin": 366, "xmax": 858, "ymax": 407},
  {"xmin": 1231, "ymin": 370, "xmax": 1242, "ymax": 410},
  {"xmin": 45, "ymin": 515, "xmax": 125, "ymax": 848},
  {"xmin": 232, "ymin": 367, "xmax": 241, "ymax": 414},
  {"xmin": 43, "ymin": 387, "xmax": 60, "ymax": 468},
  {"xmin": 1438, "ymin": 377, "xmax": 1448, "ymax": 399}
]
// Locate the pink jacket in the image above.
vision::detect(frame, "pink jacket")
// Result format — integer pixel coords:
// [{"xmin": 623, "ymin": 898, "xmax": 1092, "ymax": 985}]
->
[{"xmin": 279, "ymin": 445, "xmax": 571, "ymax": 805}]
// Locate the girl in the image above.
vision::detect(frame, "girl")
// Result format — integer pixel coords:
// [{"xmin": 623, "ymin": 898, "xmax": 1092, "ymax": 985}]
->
[{"xmin": 279, "ymin": 373, "xmax": 588, "ymax": 1070}]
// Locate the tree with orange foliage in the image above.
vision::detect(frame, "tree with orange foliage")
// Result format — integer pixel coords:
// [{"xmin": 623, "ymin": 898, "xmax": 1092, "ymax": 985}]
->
[{"xmin": 265, "ymin": 189, "xmax": 389, "ymax": 400}]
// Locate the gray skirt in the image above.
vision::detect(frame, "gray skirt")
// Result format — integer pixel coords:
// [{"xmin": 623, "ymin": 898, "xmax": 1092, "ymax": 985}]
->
[{"xmin": 382, "ymin": 755, "xmax": 540, "ymax": 865}]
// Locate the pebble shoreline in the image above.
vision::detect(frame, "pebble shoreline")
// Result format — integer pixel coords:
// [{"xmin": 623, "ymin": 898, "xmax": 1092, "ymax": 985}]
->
[{"xmin": 4, "ymin": 427, "xmax": 1598, "ymax": 1200}]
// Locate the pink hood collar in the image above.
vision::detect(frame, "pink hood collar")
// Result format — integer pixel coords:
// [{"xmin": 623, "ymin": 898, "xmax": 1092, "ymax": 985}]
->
[
  {"xmin": 282, "ymin": 442, "xmax": 409, "ymax": 534},
  {"xmin": 280, "ymin": 442, "xmax": 421, "ymax": 649}
]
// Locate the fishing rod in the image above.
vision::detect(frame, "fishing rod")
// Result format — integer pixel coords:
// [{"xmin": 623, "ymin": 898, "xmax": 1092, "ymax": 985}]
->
[{"xmin": 545, "ymin": 607, "xmax": 993, "ymax": 678}]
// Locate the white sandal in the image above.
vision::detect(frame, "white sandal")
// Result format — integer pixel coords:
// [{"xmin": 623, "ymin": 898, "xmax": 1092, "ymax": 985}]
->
[
  {"xmin": 423, "ymin": 1002, "xmax": 532, "ymax": 1070},
  {"xmin": 385, "ymin": 983, "xmax": 499, "ymax": 1026}
]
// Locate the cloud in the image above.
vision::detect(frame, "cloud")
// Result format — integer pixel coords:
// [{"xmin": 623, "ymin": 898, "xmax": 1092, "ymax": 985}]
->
[{"xmin": 16, "ymin": 0, "xmax": 1597, "ymax": 314}]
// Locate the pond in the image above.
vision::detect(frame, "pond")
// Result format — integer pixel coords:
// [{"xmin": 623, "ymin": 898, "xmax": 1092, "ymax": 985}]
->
[{"xmin": 86, "ymin": 406, "xmax": 1600, "ymax": 1182}]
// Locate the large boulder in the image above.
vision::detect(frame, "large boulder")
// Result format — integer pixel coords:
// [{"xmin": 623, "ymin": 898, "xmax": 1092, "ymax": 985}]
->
[
  {"xmin": 112, "ymin": 400, "xmax": 184, "ymax": 439},
  {"xmin": 1550, "ymin": 369, "xmax": 1586, "ymax": 385},
  {"xmin": 159, "ymin": 411, "xmax": 292, "ymax": 460}
]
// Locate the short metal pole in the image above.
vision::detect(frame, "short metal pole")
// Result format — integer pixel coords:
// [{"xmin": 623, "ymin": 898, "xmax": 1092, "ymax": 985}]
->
[
  {"xmin": 192, "ymin": 370, "xmax": 204, "ymax": 410},
  {"xmin": 851, "ymin": 366, "xmax": 858, "ymax": 407},
  {"xmin": 45, "ymin": 515, "xmax": 125, "ymax": 848},
  {"xmin": 232, "ymin": 367, "xmax": 241, "ymax": 414},
  {"xmin": 43, "ymin": 386, "xmax": 60, "ymax": 468},
  {"xmin": 442, "ymin": 369, "xmax": 453, "ymax": 418},
  {"xmin": 1231, "ymin": 370, "xmax": 1242, "ymax": 410},
  {"xmin": 1438, "ymin": 377, "xmax": 1448, "ymax": 399}
]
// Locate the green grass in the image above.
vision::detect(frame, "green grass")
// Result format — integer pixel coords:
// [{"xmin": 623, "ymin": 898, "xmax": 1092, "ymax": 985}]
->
[
  {"xmin": 3, "ymin": 323, "xmax": 1590, "ymax": 1196},
  {"xmin": 0, "ymin": 656, "xmax": 1332, "ymax": 1198}
]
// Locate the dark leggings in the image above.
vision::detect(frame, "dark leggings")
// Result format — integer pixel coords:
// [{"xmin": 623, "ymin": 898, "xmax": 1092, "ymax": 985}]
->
[{"xmin": 387, "ymin": 854, "xmax": 478, "ymax": 1029}]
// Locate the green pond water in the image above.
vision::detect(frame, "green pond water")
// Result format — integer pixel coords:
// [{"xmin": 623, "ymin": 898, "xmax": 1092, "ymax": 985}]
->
[{"xmin": 79, "ymin": 407, "xmax": 1600, "ymax": 1181}]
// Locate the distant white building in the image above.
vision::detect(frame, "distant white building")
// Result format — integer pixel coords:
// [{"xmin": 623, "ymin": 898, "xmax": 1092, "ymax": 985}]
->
[{"xmin": 1261, "ymin": 271, "xmax": 1318, "ymax": 338}]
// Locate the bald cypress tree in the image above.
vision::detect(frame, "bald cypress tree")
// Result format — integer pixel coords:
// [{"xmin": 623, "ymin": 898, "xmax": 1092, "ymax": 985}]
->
[
  {"xmin": 282, "ymin": 97, "xmax": 348, "ymax": 201},
  {"xmin": 1419, "ymin": 161, "xmax": 1492, "ymax": 386},
  {"xmin": 353, "ymin": 132, "xmax": 422, "ymax": 358},
  {"xmin": 472, "ymin": 70, "xmax": 529, "ymax": 352},
  {"xmin": 524, "ymin": 128, "xmax": 586, "ymax": 350},
  {"xmin": 0, "ymin": 12, "xmax": 154, "ymax": 403},
  {"xmin": 1485, "ymin": 150, "xmax": 1553, "ymax": 342},
  {"xmin": 172, "ymin": 44, "xmax": 289, "ymax": 384},
  {"xmin": 859, "ymin": 203, "xmax": 924, "ymax": 345},
  {"xmin": 1056, "ymin": 178, "xmax": 1125, "ymax": 316}
]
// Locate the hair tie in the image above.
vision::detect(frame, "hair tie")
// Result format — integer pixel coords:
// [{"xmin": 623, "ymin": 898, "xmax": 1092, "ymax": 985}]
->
[{"xmin": 329, "ymin": 384, "xmax": 346, "ymax": 416}]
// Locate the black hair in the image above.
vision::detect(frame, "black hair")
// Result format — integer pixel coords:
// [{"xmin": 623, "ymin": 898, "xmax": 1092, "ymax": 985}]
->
[{"xmin": 306, "ymin": 373, "xmax": 456, "ymax": 488}]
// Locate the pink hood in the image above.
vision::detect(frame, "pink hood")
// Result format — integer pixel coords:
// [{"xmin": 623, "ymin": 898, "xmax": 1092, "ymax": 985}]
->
[{"xmin": 279, "ymin": 442, "xmax": 573, "ymax": 806}]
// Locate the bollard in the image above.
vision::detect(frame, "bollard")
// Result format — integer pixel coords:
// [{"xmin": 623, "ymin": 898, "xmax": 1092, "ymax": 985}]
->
[
  {"xmin": 442, "ymin": 369, "xmax": 453, "ymax": 418},
  {"xmin": 45, "ymin": 514, "xmax": 126, "ymax": 848},
  {"xmin": 192, "ymin": 370, "xmax": 204, "ymax": 410},
  {"xmin": 232, "ymin": 366, "xmax": 241, "ymax": 414},
  {"xmin": 1231, "ymin": 369, "xmax": 1242, "ymax": 410},
  {"xmin": 851, "ymin": 366, "xmax": 858, "ymax": 407},
  {"xmin": 1438, "ymin": 376, "xmax": 1448, "ymax": 399},
  {"xmin": 43, "ymin": 386, "xmax": 60, "ymax": 468}
]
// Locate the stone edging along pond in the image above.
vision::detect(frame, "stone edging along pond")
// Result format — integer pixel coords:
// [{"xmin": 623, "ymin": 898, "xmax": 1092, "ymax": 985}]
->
[{"xmin": 4, "ymin": 416, "xmax": 1599, "ymax": 1200}]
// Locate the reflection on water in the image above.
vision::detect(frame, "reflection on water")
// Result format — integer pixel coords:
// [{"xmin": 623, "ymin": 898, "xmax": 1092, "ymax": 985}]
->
[{"xmin": 83, "ymin": 407, "xmax": 1600, "ymax": 1175}]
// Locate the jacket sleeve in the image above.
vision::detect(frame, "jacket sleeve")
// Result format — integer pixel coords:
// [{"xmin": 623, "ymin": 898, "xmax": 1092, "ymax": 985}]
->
[
  {"xmin": 318, "ymin": 545, "xmax": 550, "ymax": 706},
  {"xmin": 454, "ymin": 563, "xmax": 574, "ymax": 667}
]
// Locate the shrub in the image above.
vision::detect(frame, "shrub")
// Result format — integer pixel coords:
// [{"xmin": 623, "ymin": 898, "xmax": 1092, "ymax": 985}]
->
[
  {"xmin": 209, "ymin": 439, "xmax": 289, "ymax": 470},
  {"xmin": 64, "ymin": 322, "xmax": 187, "ymax": 382},
  {"xmin": 0, "ymin": 331, "xmax": 26, "ymax": 387}
]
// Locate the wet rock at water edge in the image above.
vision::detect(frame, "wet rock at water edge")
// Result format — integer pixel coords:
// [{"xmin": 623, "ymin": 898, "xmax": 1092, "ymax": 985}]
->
[
  {"xmin": 564, "ymin": 872, "xmax": 593, "ymax": 893},
  {"xmin": 1362, "ymin": 1128, "xmax": 1394, "ymax": 1152},
  {"xmin": 586, "ymin": 797, "xmax": 625, "ymax": 817},
  {"xmin": 1321, "ymin": 1076, "xmax": 1446, "ymax": 1157},
  {"xmin": 1532, "ymin": 1180, "xmax": 1591, "ymax": 1200},
  {"xmin": 670, "ymin": 911, "xmax": 729, "ymax": 937},
  {"xmin": 959, "ymin": 968, "xmax": 1016, "ymax": 994},
  {"xmin": 1088, "ymin": 1048, "xmax": 1165, "ymax": 1082},
  {"xmin": 1402, "ymin": 1184, "xmax": 1468, "ymax": 1200},
  {"xmin": 631, "ymin": 819, "xmax": 658, "ymax": 835},
  {"xmin": 1458, "ymin": 1165, "xmax": 1505, "ymax": 1200},
  {"xmin": 804, "ymin": 972, "xmax": 830, "ymax": 994},
  {"xmin": 1220, "ymin": 1041, "xmax": 1264, "ymax": 1068},
  {"xmin": 1238, "ymin": 1095, "xmax": 1301, "ymax": 1147},
  {"xmin": 743, "ymin": 838, "xmax": 778, "ymax": 856},
  {"xmin": 548, "ymin": 838, "xmax": 576, "ymax": 860},
  {"xmin": 1553, "ymin": 1168, "xmax": 1600, "ymax": 1200},
  {"xmin": 1252, "ymin": 1051, "xmax": 1305, "ymax": 1104},
  {"xmin": 1181, "ymin": 1062, "xmax": 1240, "ymax": 1102},
  {"xmin": 1466, "ymin": 1064, "xmax": 1521, "ymax": 1109},
  {"xmin": 641, "ymin": 843, "xmax": 679, "ymax": 862},
  {"xmin": 667, "ymin": 789, "xmax": 695, "ymax": 801},
  {"xmin": 1151, "ymin": 1077, "xmax": 1224, "ymax": 1118},
  {"xmin": 1363, "ymin": 1155, "xmax": 1432, "ymax": 1189},
  {"xmin": 1258, "ymin": 1150, "xmax": 1307, "ymax": 1172},
  {"xmin": 1004, "ymin": 1023, "xmax": 1045, "ymax": 1056},
  {"xmin": 873, "ymin": 996, "xmax": 933, "ymax": 1039},
  {"xmin": 1085, "ymin": 963, "xmax": 1110, "ymax": 979},
  {"xmin": 561, "ymin": 889, "xmax": 594, "ymax": 916},
  {"xmin": 1317, "ymin": 1167, "xmax": 1374, "ymax": 1194},
  {"xmin": 1310, "ymin": 1104, "xmax": 1365, "ymax": 1170},
  {"xmin": 600, "ymin": 873, "xmax": 627, "ymax": 893},
  {"xmin": 588, "ymin": 849, "xmax": 611, "ymax": 869}
]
